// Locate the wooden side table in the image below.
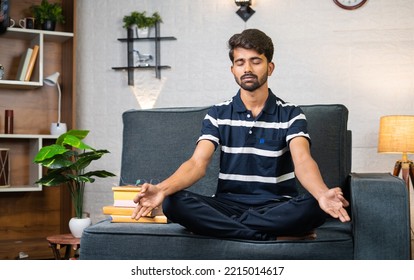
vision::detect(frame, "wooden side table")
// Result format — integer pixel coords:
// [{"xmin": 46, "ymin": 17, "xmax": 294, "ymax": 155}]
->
[{"xmin": 46, "ymin": 234, "xmax": 80, "ymax": 260}]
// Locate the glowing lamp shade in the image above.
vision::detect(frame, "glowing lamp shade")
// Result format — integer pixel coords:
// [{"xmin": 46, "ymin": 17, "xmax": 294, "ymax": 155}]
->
[{"xmin": 378, "ymin": 116, "xmax": 414, "ymax": 155}]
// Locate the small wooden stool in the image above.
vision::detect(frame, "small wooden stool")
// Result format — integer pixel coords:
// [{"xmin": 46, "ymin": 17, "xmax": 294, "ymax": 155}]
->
[{"xmin": 46, "ymin": 234, "xmax": 80, "ymax": 260}]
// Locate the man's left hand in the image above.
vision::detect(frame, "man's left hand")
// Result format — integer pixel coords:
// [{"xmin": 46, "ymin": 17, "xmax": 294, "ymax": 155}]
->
[{"xmin": 318, "ymin": 187, "xmax": 350, "ymax": 222}]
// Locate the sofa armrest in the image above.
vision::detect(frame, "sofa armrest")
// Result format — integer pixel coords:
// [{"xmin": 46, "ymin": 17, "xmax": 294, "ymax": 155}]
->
[{"xmin": 350, "ymin": 173, "xmax": 410, "ymax": 259}]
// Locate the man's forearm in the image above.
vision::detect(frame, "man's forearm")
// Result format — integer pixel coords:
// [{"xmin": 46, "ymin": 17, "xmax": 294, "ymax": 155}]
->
[
  {"xmin": 157, "ymin": 158, "xmax": 207, "ymax": 197},
  {"xmin": 295, "ymin": 158, "xmax": 329, "ymax": 201}
]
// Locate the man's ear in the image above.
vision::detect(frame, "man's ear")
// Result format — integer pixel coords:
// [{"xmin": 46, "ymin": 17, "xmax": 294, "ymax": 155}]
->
[{"xmin": 268, "ymin": 62, "xmax": 275, "ymax": 76}]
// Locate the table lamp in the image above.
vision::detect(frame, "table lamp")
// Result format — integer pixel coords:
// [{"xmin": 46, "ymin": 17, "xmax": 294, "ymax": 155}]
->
[
  {"xmin": 378, "ymin": 115, "xmax": 414, "ymax": 191},
  {"xmin": 44, "ymin": 72, "xmax": 67, "ymax": 135}
]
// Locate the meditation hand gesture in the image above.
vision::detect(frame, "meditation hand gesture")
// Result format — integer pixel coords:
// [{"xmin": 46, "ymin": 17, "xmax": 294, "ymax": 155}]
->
[
  {"xmin": 131, "ymin": 182, "xmax": 165, "ymax": 220},
  {"xmin": 318, "ymin": 187, "xmax": 350, "ymax": 222}
]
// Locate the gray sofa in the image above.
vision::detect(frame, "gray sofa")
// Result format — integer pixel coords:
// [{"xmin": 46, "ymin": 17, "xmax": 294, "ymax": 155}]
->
[{"xmin": 80, "ymin": 104, "xmax": 410, "ymax": 260}]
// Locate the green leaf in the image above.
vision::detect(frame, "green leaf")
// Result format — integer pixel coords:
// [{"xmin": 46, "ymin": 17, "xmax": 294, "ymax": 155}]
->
[
  {"xmin": 67, "ymin": 174, "xmax": 96, "ymax": 183},
  {"xmin": 36, "ymin": 173, "xmax": 70, "ymax": 186},
  {"xmin": 56, "ymin": 130, "xmax": 89, "ymax": 146},
  {"xmin": 38, "ymin": 154, "xmax": 74, "ymax": 169},
  {"xmin": 83, "ymin": 170, "xmax": 116, "ymax": 178},
  {"xmin": 34, "ymin": 144, "xmax": 68, "ymax": 162},
  {"xmin": 70, "ymin": 150, "xmax": 108, "ymax": 171},
  {"xmin": 59, "ymin": 135, "xmax": 94, "ymax": 151}
]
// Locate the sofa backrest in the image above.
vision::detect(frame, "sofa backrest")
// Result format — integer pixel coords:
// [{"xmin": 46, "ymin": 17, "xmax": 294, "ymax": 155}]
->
[
  {"xmin": 299, "ymin": 104, "xmax": 351, "ymax": 198},
  {"xmin": 120, "ymin": 104, "xmax": 351, "ymax": 198},
  {"xmin": 120, "ymin": 107, "xmax": 220, "ymax": 196}
]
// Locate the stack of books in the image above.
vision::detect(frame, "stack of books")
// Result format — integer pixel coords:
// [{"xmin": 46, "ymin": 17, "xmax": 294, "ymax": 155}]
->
[{"xmin": 102, "ymin": 186, "xmax": 167, "ymax": 223}]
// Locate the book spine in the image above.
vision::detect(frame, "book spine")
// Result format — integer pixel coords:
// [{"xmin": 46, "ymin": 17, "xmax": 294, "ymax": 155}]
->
[
  {"xmin": 113, "ymin": 191, "xmax": 139, "ymax": 200},
  {"xmin": 24, "ymin": 45, "xmax": 39, "ymax": 81},
  {"xmin": 16, "ymin": 48, "xmax": 33, "ymax": 81},
  {"xmin": 112, "ymin": 186, "xmax": 142, "ymax": 192},
  {"xmin": 113, "ymin": 200, "xmax": 138, "ymax": 207},
  {"xmin": 110, "ymin": 215, "xmax": 167, "ymax": 224},
  {"xmin": 103, "ymin": 205, "xmax": 163, "ymax": 216},
  {"xmin": 102, "ymin": 206, "xmax": 137, "ymax": 215}
]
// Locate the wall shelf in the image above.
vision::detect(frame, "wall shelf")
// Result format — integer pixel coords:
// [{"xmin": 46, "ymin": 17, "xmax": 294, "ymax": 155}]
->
[
  {"xmin": 112, "ymin": 22, "xmax": 176, "ymax": 85},
  {"xmin": 0, "ymin": 134, "xmax": 58, "ymax": 192},
  {"xmin": 117, "ymin": 36, "xmax": 177, "ymax": 42},
  {"xmin": 112, "ymin": 65, "xmax": 171, "ymax": 70},
  {"xmin": 0, "ymin": 27, "xmax": 73, "ymax": 90}
]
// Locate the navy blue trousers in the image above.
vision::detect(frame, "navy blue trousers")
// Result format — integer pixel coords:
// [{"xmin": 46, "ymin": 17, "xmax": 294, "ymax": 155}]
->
[{"xmin": 162, "ymin": 190, "xmax": 327, "ymax": 240}]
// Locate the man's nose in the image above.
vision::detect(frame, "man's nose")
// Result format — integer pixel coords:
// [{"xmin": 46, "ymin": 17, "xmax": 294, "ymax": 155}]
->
[{"xmin": 244, "ymin": 62, "xmax": 253, "ymax": 73}]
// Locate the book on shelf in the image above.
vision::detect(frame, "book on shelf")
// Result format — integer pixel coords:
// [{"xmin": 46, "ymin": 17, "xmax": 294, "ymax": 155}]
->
[
  {"xmin": 15, "ymin": 47, "xmax": 33, "ymax": 81},
  {"xmin": 109, "ymin": 214, "xmax": 168, "ymax": 224},
  {"xmin": 24, "ymin": 44, "xmax": 39, "ymax": 81}
]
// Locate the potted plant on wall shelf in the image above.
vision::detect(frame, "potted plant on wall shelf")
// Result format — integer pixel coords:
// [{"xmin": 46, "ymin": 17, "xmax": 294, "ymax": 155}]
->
[
  {"xmin": 34, "ymin": 130, "xmax": 116, "ymax": 238},
  {"xmin": 122, "ymin": 11, "xmax": 162, "ymax": 38},
  {"xmin": 31, "ymin": 0, "xmax": 65, "ymax": 31}
]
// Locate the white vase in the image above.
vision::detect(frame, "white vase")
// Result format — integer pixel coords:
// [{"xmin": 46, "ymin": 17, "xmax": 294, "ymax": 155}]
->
[
  {"xmin": 136, "ymin": 27, "xmax": 149, "ymax": 38},
  {"xmin": 69, "ymin": 217, "xmax": 91, "ymax": 238}
]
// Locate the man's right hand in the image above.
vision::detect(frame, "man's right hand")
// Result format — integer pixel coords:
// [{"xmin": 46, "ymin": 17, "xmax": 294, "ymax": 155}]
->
[{"xmin": 131, "ymin": 182, "xmax": 165, "ymax": 220}]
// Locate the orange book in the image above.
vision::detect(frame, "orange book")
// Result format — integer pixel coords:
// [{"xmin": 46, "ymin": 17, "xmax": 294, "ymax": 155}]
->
[
  {"xmin": 24, "ymin": 44, "xmax": 39, "ymax": 81},
  {"xmin": 103, "ymin": 205, "xmax": 136, "ymax": 216},
  {"xmin": 103, "ymin": 205, "xmax": 163, "ymax": 217},
  {"xmin": 109, "ymin": 215, "xmax": 167, "ymax": 224}
]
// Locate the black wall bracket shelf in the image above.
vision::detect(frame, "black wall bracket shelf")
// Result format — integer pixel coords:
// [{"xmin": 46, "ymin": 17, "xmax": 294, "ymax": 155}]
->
[{"xmin": 112, "ymin": 22, "xmax": 176, "ymax": 86}]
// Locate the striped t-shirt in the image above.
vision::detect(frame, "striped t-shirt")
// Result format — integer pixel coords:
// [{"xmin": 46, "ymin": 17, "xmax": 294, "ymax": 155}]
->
[{"xmin": 197, "ymin": 89, "xmax": 310, "ymax": 205}]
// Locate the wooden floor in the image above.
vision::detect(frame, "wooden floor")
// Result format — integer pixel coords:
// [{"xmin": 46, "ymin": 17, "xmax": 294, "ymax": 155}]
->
[{"xmin": 0, "ymin": 237, "xmax": 54, "ymax": 260}]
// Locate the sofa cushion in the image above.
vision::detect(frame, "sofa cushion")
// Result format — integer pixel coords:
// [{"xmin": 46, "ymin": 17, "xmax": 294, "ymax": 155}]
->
[{"xmin": 80, "ymin": 218, "xmax": 352, "ymax": 260}]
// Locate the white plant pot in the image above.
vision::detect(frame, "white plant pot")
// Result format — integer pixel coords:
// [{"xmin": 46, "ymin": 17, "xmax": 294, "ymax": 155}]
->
[
  {"xmin": 69, "ymin": 217, "xmax": 91, "ymax": 238},
  {"xmin": 136, "ymin": 27, "xmax": 149, "ymax": 38}
]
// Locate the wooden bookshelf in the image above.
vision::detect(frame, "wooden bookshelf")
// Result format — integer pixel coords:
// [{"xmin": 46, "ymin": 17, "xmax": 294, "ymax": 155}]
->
[{"xmin": 0, "ymin": 0, "xmax": 75, "ymax": 260}]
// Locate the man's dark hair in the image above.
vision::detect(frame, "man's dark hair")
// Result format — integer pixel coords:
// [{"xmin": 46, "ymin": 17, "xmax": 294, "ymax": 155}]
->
[{"xmin": 228, "ymin": 29, "xmax": 274, "ymax": 63}]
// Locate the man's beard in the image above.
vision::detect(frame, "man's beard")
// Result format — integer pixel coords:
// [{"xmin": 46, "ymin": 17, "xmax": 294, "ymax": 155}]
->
[{"xmin": 235, "ymin": 72, "xmax": 268, "ymax": 92}]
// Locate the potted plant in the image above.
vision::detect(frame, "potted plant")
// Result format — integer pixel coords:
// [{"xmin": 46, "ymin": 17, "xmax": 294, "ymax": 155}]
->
[
  {"xmin": 122, "ymin": 11, "xmax": 162, "ymax": 37},
  {"xmin": 31, "ymin": 0, "xmax": 65, "ymax": 31},
  {"xmin": 34, "ymin": 130, "xmax": 115, "ymax": 237}
]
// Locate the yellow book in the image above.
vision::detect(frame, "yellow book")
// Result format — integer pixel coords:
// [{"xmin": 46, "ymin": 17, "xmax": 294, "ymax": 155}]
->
[
  {"xmin": 103, "ymin": 205, "xmax": 163, "ymax": 217},
  {"xmin": 103, "ymin": 205, "xmax": 136, "ymax": 215},
  {"xmin": 110, "ymin": 215, "xmax": 168, "ymax": 224},
  {"xmin": 112, "ymin": 186, "xmax": 141, "ymax": 200},
  {"xmin": 112, "ymin": 186, "xmax": 141, "ymax": 207}
]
